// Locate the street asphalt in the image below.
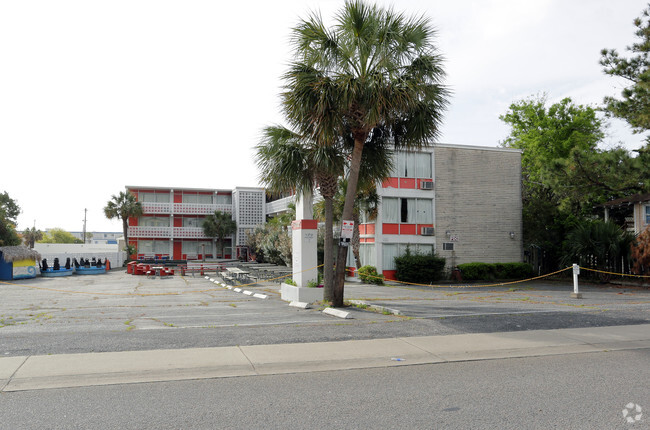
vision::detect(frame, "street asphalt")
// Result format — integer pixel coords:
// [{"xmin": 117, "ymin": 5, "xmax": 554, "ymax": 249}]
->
[{"xmin": 0, "ymin": 269, "xmax": 649, "ymax": 392}]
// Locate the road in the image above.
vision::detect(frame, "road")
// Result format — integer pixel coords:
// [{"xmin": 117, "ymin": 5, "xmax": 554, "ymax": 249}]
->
[{"xmin": 0, "ymin": 349, "xmax": 647, "ymax": 429}]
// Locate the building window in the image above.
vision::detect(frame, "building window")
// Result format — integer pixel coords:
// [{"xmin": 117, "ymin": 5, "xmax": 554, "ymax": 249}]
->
[
  {"xmin": 382, "ymin": 243, "xmax": 434, "ymax": 270},
  {"xmin": 139, "ymin": 217, "xmax": 170, "ymax": 227},
  {"xmin": 216, "ymin": 194, "xmax": 232, "ymax": 205},
  {"xmin": 645, "ymin": 205, "xmax": 650, "ymax": 225},
  {"xmin": 395, "ymin": 152, "xmax": 432, "ymax": 178},
  {"xmin": 182, "ymin": 217, "xmax": 204, "ymax": 228},
  {"xmin": 182, "ymin": 241, "xmax": 212, "ymax": 255},
  {"xmin": 384, "ymin": 198, "xmax": 432, "ymax": 224},
  {"xmin": 139, "ymin": 192, "xmax": 170, "ymax": 203},
  {"xmin": 182, "ymin": 194, "xmax": 213, "ymax": 204},
  {"xmin": 138, "ymin": 240, "xmax": 169, "ymax": 254}
]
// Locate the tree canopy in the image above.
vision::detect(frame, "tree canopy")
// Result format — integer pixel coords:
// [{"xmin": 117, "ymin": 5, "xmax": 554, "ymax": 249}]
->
[
  {"xmin": 0, "ymin": 191, "xmax": 21, "ymax": 246},
  {"xmin": 202, "ymin": 210, "xmax": 237, "ymax": 258},
  {"xmin": 104, "ymin": 191, "xmax": 143, "ymax": 251},
  {"xmin": 282, "ymin": 0, "xmax": 449, "ymax": 306},
  {"xmin": 39, "ymin": 228, "xmax": 82, "ymax": 244},
  {"xmin": 601, "ymin": 4, "xmax": 650, "ymax": 140}
]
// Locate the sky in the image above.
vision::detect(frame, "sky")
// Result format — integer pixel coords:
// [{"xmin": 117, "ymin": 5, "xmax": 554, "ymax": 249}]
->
[{"xmin": 1, "ymin": 0, "xmax": 648, "ymax": 234}]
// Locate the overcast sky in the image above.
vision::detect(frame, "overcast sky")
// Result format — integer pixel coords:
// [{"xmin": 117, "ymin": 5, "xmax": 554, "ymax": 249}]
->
[{"xmin": 1, "ymin": 0, "xmax": 648, "ymax": 234}]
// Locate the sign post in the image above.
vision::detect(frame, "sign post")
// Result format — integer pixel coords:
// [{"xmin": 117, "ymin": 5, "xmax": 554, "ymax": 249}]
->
[
  {"xmin": 340, "ymin": 220, "xmax": 354, "ymax": 247},
  {"xmin": 570, "ymin": 264, "xmax": 582, "ymax": 299}
]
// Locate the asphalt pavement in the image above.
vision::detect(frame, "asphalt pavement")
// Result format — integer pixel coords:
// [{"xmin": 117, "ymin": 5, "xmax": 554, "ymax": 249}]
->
[{"xmin": 1, "ymin": 270, "xmax": 649, "ymax": 393}]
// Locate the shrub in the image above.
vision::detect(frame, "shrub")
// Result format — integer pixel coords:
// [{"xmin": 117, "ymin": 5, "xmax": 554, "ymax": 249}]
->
[
  {"xmin": 394, "ymin": 249, "xmax": 446, "ymax": 284},
  {"xmin": 457, "ymin": 262, "xmax": 533, "ymax": 281},
  {"xmin": 358, "ymin": 265, "xmax": 384, "ymax": 285}
]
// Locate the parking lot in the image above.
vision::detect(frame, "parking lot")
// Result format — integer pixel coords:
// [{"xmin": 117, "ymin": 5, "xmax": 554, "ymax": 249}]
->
[{"xmin": 1, "ymin": 270, "xmax": 648, "ymax": 357}]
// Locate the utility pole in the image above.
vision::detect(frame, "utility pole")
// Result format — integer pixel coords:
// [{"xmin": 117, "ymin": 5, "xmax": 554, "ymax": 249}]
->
[{"xmin": 83, "ymin": 208, "xmax": 87, "ymax": 244}]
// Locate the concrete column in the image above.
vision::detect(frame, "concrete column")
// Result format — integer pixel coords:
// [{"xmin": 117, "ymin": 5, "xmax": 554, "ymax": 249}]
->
[{"xmin": 291, "ymin": 191, "xmax": 318, "ymax": 287}]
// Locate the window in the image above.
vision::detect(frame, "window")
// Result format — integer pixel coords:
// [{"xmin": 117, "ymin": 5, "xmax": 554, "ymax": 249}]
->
[
  {"xmin": 382, "ymin": 243, "xmax": 434, "ymax": 270},
  {"xmin": 216, "ymin": 194, "xmax": 232, "ymax": 205},
  {"xmin": 395, "ymin": 151, "xmax": 432, "ymax": 178},
  {"xmin": 183, "ymin": 217, "xmax": 204, "ymax": 228},
  {"xmin": 139, "ymin": 192, "xmax": 170, "ymax": 203},
  {"xmin": 645, "ymin": 205, "xmax": 650, "ymax": 225},
  {"xmin": 139, "ymin": 217, "xmax": 170, "ymax": 227},
  {"xmin": 138, "ymin": 240, "xmax": 169, "ymax": 254},
  {"xmin": 182, "ymin": 194, "xmax": 213, "ymax": 204},
  {"xmin": 443, "ymin": 243, "xmax": 454, "ymax": 251},
  {"xmin": 384, "ymin": 198, "xmax": 432, "ymax": 224}
]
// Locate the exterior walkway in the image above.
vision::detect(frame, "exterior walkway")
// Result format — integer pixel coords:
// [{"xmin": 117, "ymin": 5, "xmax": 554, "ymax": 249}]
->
[{"xmin": 2, "ymin": 324, "xmax": 648, "ymax": 392}]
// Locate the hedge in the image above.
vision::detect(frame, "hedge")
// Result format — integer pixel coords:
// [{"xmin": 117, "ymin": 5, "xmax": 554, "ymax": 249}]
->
[
  {"xmin": 456, "ymin": 262, "xmax": 533, "ymax": 281},
  {"xmin": 394, "ymin": 251, "xmax": 446, "ymax": 284}
]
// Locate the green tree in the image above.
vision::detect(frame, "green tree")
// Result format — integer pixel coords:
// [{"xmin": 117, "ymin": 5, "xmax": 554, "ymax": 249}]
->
[
  {"xmin": 202, "ymin": 210, "xmax": 237, "ymax": 259},
  {"xmin": 22, "ymin": 227, "xmax": 43, "ymax": 248},
  {"xmin": 601, "ymin": 4, "xmax": 650, "ymax": 140},
  {"xmin": 0, "ymin": 191, "xmax": 21, "ymax": 246},
  {"xmin": 103, "ymin": 191, "xmax": 143, "ymax": 252},
  {"xmin": 283, "ymin": 1, "xmax": 449, "ymax": 306},
  {"xmin": 500, "ymin": 96, "xmax": 608, "ymax": 270},
  {"xmin": 561, "ymin": 220, "xmax": 635, "ymax": 278},
  {"xmin": 40, "ymin": 228, "xmax": 82, "ymax": 244},
  {"xmin": 256, "ymin": 125, "xmax": 343, "ymax": 298}
]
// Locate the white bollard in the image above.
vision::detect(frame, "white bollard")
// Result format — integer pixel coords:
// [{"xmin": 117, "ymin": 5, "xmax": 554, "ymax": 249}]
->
[{"xmin": 570, "ymin": 263, "xmax": 582, "ymax": 299}]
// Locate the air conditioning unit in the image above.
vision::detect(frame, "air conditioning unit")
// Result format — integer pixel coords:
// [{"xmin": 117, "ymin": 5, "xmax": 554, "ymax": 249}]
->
[
  {"xmin": 421, "ymin": 227, "xmax": 435, "ymax": 236},
  {"xmin": 420, "ymin": 181, "xmax": 434, "ymax": 190}
]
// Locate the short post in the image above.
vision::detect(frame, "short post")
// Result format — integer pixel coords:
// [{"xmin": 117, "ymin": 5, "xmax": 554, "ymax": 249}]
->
[{"xmin": 570, "ymin": 263, "xmax": 582, "ymax": 299}]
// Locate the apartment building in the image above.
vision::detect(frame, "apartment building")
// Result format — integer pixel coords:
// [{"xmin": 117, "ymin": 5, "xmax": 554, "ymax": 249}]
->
[{"xmin": 125, "ymin": 186, "xmax": 265, "ymax": 260}]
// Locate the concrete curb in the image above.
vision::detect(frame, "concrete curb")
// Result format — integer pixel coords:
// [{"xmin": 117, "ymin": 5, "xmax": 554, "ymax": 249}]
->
[
  {"xmin": 1, "ymin": 324, "xmax": 648, "ymax": 392},
  {"xmin": 322, "ymin": 308, "xmax": 352, "ymax": 319}
]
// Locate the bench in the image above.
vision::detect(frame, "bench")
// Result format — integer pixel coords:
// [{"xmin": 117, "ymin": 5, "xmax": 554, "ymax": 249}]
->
[{"xmin": 180, "ymin": 261, "xmax": 224, "ymax": 276}]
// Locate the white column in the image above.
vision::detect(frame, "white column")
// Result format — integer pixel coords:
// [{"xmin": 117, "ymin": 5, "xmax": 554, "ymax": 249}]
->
[{"xmin": 291, "ymin": 191, "xmax": 318, "ymax": 287}]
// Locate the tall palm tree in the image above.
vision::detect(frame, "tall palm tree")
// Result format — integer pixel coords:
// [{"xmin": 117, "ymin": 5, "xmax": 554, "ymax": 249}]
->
[
  {"xmin": 22, "ymin": 227, "xmax": 43, "ymax": 248},
  {"xmin": 203, "ymin": 210, "xmax": 237, "ymax": 259},
  {"xmin": 256, "ymin": 125, "xmax": 343, "ymax": 300},
  {"xmin": 104, "ymin": 191, "xmax": 143, "ymax": 253},
  {"xmin": 283, "ymin": 1, "xmax": 449, "ymax": 306}
]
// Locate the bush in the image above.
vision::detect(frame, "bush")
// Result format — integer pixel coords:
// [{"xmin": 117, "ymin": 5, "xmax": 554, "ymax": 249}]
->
[
  {"xmin": 457, "ymin": 262, "xmax": 533, "ymax": 281},
  {"xmin": 394, "ymin": 249, "xmax": 446, "ymax": 284},
  {"xmin": 358, "ymin": 265, "xmax": 384, "ymax": 285}
]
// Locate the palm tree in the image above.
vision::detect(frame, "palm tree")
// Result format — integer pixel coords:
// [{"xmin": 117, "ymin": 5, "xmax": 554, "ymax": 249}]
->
[
  {"xmin": 283, "ymin": 1, "xmax": 449, "ymax": 306},
  {"xmin": 104, "ymin": 191, "xmax": 143, "ymax": 253},
  {"xmin": 203, "ymin": 210, "xmax": 237, "ymax": 259},
  {"xmin": 22, "ymin": 227, "xmax": 43, "ymax": 248},
  {"xmin": 256, "ymin": 125, "xmax": 343, "ymax": 300}
]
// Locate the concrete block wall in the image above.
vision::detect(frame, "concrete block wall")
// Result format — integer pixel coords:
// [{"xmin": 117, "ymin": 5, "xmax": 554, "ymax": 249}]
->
[{"xmin": 434, "ymin": 144, "xmax": 522, "ymax": 268}]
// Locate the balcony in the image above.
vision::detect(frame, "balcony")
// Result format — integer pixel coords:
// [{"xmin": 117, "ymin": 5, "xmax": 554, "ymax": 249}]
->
[
  {"xmin": 172, "ymin": 203, "xmax": 232, "ymax": 215},
  {"xmin": 139, "ymin": 202, "xmax": 232, "ymax": 215},
  {"xmin": 141, "ymin": 202, "xmax": 172, "ymax": 214},
  {"xmin": 128, "ymin": 226, "xmax": 212, "ymax": 239},
  {"xmin": 128, "ymin": 226, "xmax": 172, "ymax": 238}
]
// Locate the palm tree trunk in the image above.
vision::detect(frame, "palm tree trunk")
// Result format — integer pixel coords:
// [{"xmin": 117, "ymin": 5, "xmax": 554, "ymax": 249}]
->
[
  {"xmin": 323, "ymin": 196, "xmax": 335, "ymax": 302},
  {"xmin": 333, "ymin": 134, "xmax": 366, "ymax": 306},
  {"xmin": 122, "ymin": 218, "xmax": 129, "ymax": 253},
  {"xmin": 352, "ymin": 210, "xmax": 362, "ymax": 269}
]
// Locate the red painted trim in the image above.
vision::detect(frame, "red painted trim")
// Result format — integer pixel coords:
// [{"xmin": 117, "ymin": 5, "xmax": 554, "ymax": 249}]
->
[
  {"xmin": 400, "ymin": 224, "xmax": 416, "ymax": 235},
  {"xmin": 173, "ymin": 192, "xmax": 183, "ymax": 203},
  {"xmin": 382, "ymin": 178, "xmax": 399, "ymax": 188},
  {"xmin": 365, "ymin": 224, "xmax": 375, "ymax": 235},
  {"xmin": 291, "ymin": 219, "xmax": 318, "ymax": 230},
  {"xmin": 399, "ymin": 178, "xmax": 416, "ymax": 189},
  {"xmin": 383, "ymin": 270, "xmax": 397, "ymax": 281},
  {"xmin": 383, "ymin": 223, "xmax": 399, "ymax": 234}
]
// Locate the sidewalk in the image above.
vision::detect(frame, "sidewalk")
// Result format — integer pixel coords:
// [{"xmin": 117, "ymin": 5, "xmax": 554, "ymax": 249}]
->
[{"xmin": 2, "ymin": 324, "xmax": 648, "ymax": 392}]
